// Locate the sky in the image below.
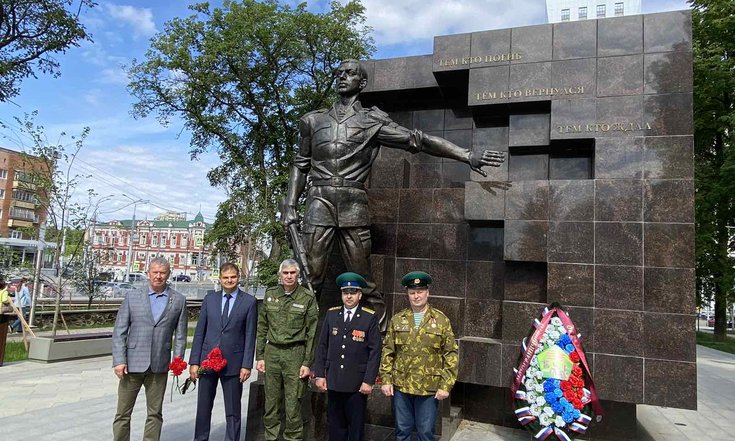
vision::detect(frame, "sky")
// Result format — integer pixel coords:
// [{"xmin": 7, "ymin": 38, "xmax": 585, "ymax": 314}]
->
[{"xmin": 0, "ymin": 0, "xmax": 691, "ymax": 224}]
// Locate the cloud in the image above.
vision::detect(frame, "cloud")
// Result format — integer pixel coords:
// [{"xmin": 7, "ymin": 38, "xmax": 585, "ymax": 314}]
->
[
  {"xmin": 105, "ymin": 3, "xmax": 158, "ymax": 38},
  {"xmin": 98, "ymin": 67, "xmax": 129, "ymax": 85}
]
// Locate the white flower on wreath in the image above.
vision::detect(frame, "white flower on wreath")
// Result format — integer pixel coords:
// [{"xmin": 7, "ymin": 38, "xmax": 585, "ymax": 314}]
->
[
  {"xmin": 524, "ymin": 379, "xmax": 535, "ymax": 391},
  {"xmin": 534, "ymin": 382, "xmax": 544, "ymax": 393},
  {"xmin": 551, "ymin": 317, "xmax": 562, "ymax": 327},
  {"xmin": 535, "ymin": 396, "xmax": 546, "ymax": 406},
  {"xmin": 539, "ymin": 413, "xmax": 551, "ymax": 427},
  {"xmin": 554, "ymin": 415, "xmax": 566, "ymax": 427},
  {"xmin": 535, "ymin": 370, "xmax": 544, "ymax": 380},
  {"xmin": 543, "ymin": 406, "xmax": 555, "ymax": 417},
  {"xmin": 530, "ymin": 404, "xmax": 541, "ymax": 416},
  {"xmin": 548, "ymin": 330, "xmax": 560, "ymax": 340},
  {"xmin": 527, "ymin": 391, "xmax": 537, "ymax": 403}
]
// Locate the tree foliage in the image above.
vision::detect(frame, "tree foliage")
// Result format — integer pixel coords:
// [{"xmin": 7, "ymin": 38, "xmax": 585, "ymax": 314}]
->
[
  {"xmin": 691, "ymin": 0, "xmax": 735, "ymax": 340},
  {"xmin": 128, "ymin": 0, "xmax": 374, "ymax": 279},
  {"xmin": 0, "ymin": 0, "xmax": 95, "ymax": 102}
]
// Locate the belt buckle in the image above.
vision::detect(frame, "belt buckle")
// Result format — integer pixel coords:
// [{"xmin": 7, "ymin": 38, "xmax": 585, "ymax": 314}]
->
[{"xmin": 330, "ymin": 176, "xmax": 344, "ymax": 187}]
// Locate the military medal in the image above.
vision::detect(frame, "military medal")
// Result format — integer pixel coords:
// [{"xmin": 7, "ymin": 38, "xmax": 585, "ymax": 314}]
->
[
  {"xmin": 431, "ymin": 317, "xmax": 437, "ymax": 328},
  {"xmin": 332, "ymin": 327, "xmax": 338, "ymax": 336},
  {"xmin": 352, "ymin": 329, "xmax": 365, "ymax": 342}
]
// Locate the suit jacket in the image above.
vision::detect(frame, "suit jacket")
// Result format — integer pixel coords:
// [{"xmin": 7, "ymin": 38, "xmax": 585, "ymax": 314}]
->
[
  {"xmin": 313, "ymin": 305, "xmax": 381, "ymax": 392},
  {"xmin": 189, "ymin": 288, "xmax": 258, "ymax": 377},
  {"xmin": 112, "ymin": 287, "xmax": 188, "ymax": 373}
]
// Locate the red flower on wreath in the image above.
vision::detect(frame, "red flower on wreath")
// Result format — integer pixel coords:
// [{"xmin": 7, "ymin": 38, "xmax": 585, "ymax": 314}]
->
[{"xmin": 569, "ymin": 351, "xmax": 580, "ymax": 363}]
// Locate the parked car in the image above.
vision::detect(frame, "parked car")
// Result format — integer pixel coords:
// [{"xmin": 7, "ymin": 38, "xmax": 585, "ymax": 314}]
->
[
  {"xmin": 173, "ymin": 274, "xmax": 191, "ymax": 282},
  {"xmin": 127, "ymin": 272, "xmax": 147, "ymax": 282},
  {"xmin": 707, "ymin": 317, "xmax": 733, "ymax": 328},
  {"xmin": 103, "ymin": 282, "xmax": 140, "ymax": 298}
]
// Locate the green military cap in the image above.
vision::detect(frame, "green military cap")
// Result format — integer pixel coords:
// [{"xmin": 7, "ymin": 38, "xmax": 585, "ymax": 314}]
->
[
  {"xmin": 336, "ymin": 272, "xmax": 367, "ymax": 289},
  {"xmin": 401, "ymin": 271, "xmax": 432, "ymax": 288}
]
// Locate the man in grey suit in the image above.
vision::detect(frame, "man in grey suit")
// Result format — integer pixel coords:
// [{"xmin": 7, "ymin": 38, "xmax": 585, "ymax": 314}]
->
[
  {"xmin": 189, "ymin": 262, "xmax": 257, "ymax": 441},
  {"xmin": 112, "ymin": 257, "xmax": 188, "ymax": 441}
]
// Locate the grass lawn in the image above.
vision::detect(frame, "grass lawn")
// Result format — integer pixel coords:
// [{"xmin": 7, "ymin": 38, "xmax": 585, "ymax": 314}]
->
[
  {"xmin": 3, "ymin": 341, "xmax": 29, "ymax": 363},
  {"xmin": 696, "ymin": 331, "xmax": 735, "ymax": 355}
]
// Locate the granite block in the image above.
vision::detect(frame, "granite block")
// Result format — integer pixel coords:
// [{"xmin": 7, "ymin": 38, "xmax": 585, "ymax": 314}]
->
[
  {"xmin": 550, "ymin": 58, "xmax": 597, "ymax": 99},
  {"xmin": 510, "ymin": 24, "xmax": 553, "ymax": 64},
  {"xmin": 594, "ymin": 137, "xmax": 644, "ymax": 179},
  {"xmin": 387, "ymin": 111, "xmax": 413, "ymax": 129},
  {"xmin": 596, "ymin": 95, "xmax": 644, "ymax": 134},
  {"xmin": 644, "ymin": 359, "xmax": 697, "ymax": 409},
  {"xmin": 594, "ymin": 309, "xmax": 644, "ymax": 356},
  {"xmin": 595, "ymin": 179, "xmax": 643, "ymax": 222},
  {"xmin": 595, "ymin": 222, "xmax": 643, "ymax": 266},
  {"xmin": 509, "ymin": 114, "xmax": 550, "ymax": 147},
  {"xmin": 398, "ymin": 188, "xmax": 433, "ymax": 223},
  {"xmin": 433, "ymin": 188, "xmax": 465, "ymax": 223},
  {"xmin": 644, "ymin": 11, "xmax": 692, "ymax": 54},
  {"xmin": 501, "ymin": 343, "xmax": 521, "ymax": 387},
  {"xmin": 372, "ymin": 57, "xmax": 411, "ymax": 91},
  {"xmin": 379, "ymin": 257, "xmax": 396, "ymax": 296},
  {"xmin": 644, "ymin": 93, "xmax": 693, "ymax": 136},
  {"xmin": 644, "ymin": 223, "xmax": 694, "ymax": 268},
  {"xmin": 471, "ymin": 127, "xmax": 509, "ymax": 182},
  {"xmin": 467, "ymin": 224, "xmax": 505, "ymax": 261},
  {"xmin": 464, "ymin": 181, "xmax": 505, "ymax": 221},
  {"xmin": 509, "ymin": 62, "xmax": 552, "ymax": 102},
  {"xmin": 598, "ymin": 15, "xmax": 643, "ymax": 56},
  {"xmin": 644, "ymin": 313, "xmax": 696, "ymax": 362},
  {"xmin": 367, "ymin": 189, "xmax": 399, "ymax": 223},
  {"xmin": 644, "ymin": 51, "xmax": 693, "ymax": 94},
  {"xmin": 407, "ymin": 55, "xmax": 438, "ymax": 89},
  {"xmin": 470, "ymin": 29, "xmax": 512, "ymax": 66},
  {"xmin": 428, "ymin": 260, "xmax": 467, "ymax": 298},
  {"xmin": 440, "ymin": 162, "xmax": 470, "ymax": 189},
  {"xmin": 371, "ymin": 223, "xmax": 397, "ymax": 256},
  {"xmin": 458, "ymin": 337, "xmax": 502, "ymax": 385},
  {"xmin": 413, "ymin": 109, "xmax": 445, "ymax": 132},
  {"xmin": 643, "ymin": 179, "xmax": 694, "ymax": 223},
  {"xmin": 553, "ymin": 19, "xmax": 597, "ymax": 59},
  {"xmin": 434, "ymin": 32, "xmax": 471, "ymax": 72},
  {"xmin": 444, "ymin": 108, "xmax": 473, "ymax": 130},
  {"xmin": 460, "ymin": 384, "xmax": 512, "ymax": 425},
  {"xmin": 644, "ymin": 267, "xmax": 696, "ymax": 314},
  {"xmin": 503, "ymin": 261, "xmax": 547, "ymax": 303},
  {"xmin": 468, "ymin": 65, "xmax": 510, "ymax": 106},
  {"xmin": 463, "ymin": 301, "xmax": 502, "ymax": 339},
  {"xmin": 425, "ymin": 295, "xmax": 463, "ymax": 336},
  {"xmin": 408, "ymin": 163, "xmax": 441, "ymax": 188},
  {"xmin": 360, "ymin": 60, "xmax": 376, "ymax": 93},
  {"xmin": 505, "ymin": 180, "xmax": 549, "ymax": 220},
  {"xmin": 547, "ymin": 263, "xmax": 594, "ymax": 307},
  {"xmin": 550, "ymin": 99, "xmax": 597, "ymax": 139},
  {"xmin": 549, "ymin": 152, "xmax": 593, "ymax": 181},
  {"xmin": 431, "ymin": 223, "xmax": 469, "ymax": 260},
  {"xmin": 549, "ymin": 180, "xmax": 594, "ymax": 221},
  {"xmin": 586, "ymin": 401, "xmax": 638, "ymax": 441},
  {"xmin": 370, "ymin": 155, "xmax": 406, "ymax": 189},
  {"xmin": 393, "ymin": 258, "xmax": 431, "ymax": 293},
  {"xmin": 508, "ymin": 152, "xmax": 548, "ymax": 181},
  {"xmin": 396, "ymin": 224, "xmax": 432, "ymax": 259},
  {"xmin": 643, "ymin": 136, "xmax": 694, "ymax": 179},
  {"xmin": 597, "ymin": 55, "xmax": 644, "ymax": 97},
  {"xmin": 501, "ymin": 301, "xmax": 547, "ymax": 343},
  {"xmin": 595, "ymin": 265, "xmax": 643, "ymax": 311},
  {"xmin": 566, "ymin": 306, "xmax": 594, "ymax": 351},
  {"xmin": 466, "ymin": 261, "xmax": 505, "ymax": 300},
  {"xmin": 504, "ymin": 220, "xmax": 548, "ymax": 262},
  {"xmin": 593, "ymin": 354, "xmax": 644, "ymax": 403},
  {"xmin": 547, "ymin": 221, "xmax": 594, "ymax": 264}
]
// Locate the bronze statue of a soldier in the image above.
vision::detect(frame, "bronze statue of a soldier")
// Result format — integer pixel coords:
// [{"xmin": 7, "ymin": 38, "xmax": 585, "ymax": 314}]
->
[{"xmin": 283, "ymin": 59, "xmax": 505, "ymax": 322}]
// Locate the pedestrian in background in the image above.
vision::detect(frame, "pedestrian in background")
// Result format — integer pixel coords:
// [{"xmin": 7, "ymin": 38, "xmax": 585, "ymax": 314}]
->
[
  {"xmin": 10, "ymin": 278, "xmax": 30, "ymax": 333},
  {"xmin": 379, "ymin": 271, "xmax": 458, "ymax": 441}
]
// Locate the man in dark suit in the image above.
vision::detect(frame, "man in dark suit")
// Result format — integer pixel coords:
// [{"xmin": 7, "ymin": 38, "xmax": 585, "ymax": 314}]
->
[
  {"xmin": 189, "ymin": 263, "xmax": 258, "ymax": 441},
  {"xmin": 313, "ymin": 272, "xmax": 381, "ymax": 441},
  {"xmin": 112, "ymin": 257, "xmax": 188, "ymax": 441}
]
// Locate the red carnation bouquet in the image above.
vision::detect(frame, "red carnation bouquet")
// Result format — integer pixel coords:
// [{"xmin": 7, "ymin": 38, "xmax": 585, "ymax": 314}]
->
[
  {"xmin": 168, "ymin": 356, "xmax": 188, "ymax": 401},
  {"xmin": 179, "ymin": 347, "xmax": 228, "ymax": 395}
]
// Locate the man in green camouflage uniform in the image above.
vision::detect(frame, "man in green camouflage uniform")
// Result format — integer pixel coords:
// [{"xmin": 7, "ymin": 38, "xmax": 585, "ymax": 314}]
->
[
  {"xmin": 256, "ymin": 259, "xmax": 319, "ymax": 441},
  {"xmin": 379, "ymin": 271, "xmax": 458, "ymax": 441}
]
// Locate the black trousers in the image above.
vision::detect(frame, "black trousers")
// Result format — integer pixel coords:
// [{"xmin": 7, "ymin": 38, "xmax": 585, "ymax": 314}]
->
[
  {"xmin": 194, "ymin": 373, "xmax": 243, "ymax": 441},
  {"xmin": 327, "ymin": 390, "xmax": 368, "ymax": 441}
]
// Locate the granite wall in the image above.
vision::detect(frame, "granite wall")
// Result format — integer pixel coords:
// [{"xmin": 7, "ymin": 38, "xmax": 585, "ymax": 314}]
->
[{"xmin": 356, "ymin": 10, "xmax": 695, "ymax": 431}]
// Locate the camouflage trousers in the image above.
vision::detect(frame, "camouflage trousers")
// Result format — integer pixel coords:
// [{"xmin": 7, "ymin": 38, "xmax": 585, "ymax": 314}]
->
[{"xmin": 264, "ymin": 343, "xmax": 309, "ymax": 441}]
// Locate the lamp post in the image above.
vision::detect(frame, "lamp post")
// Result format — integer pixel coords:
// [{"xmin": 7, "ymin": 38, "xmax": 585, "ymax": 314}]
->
[{"xmin": 122, "ymin": 195, "xmax": 149, "ymax": 283}]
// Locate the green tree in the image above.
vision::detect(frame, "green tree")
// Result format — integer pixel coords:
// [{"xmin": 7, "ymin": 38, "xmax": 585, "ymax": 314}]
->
[
  {"xmin": 691, "ymin": 0, "xmax": 735, "ymax": 340},
  {"xmin": 0, "ymin": 0, "xmax": 95, "ymax": 102},
  {"xmin": 128, "ymin": 0, "xmax": 373, "ymax": 281}
]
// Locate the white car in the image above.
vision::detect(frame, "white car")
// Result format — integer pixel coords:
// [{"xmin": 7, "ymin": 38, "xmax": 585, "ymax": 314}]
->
[{"xmin": 104, "ymin": 282, "xmax": 140, "ymax": 298}]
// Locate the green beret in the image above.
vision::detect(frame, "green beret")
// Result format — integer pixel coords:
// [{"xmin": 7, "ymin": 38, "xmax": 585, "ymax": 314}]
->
[
  {"xmin": 336, "ymin": 272, "xmax": 367, "ymax": 289},
  {"xmin": 401, "ymin": 271, "xmax": 432, "ymax": 288}
]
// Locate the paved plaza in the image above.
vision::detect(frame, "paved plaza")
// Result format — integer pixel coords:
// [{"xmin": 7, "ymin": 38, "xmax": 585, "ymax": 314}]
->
[{"xmin": 0, "ymin": 344, "xmax": 731, "ymax": 440}]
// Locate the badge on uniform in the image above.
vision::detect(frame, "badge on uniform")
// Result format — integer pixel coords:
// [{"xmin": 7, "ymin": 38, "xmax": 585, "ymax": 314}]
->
[
  {"xmin": 431, "ymin": 317, "xmax": 437, "ymax": 328},
  {"xmin": 352, "ymin": 329, "xmax": 365, "ymax": 342},
  {"xmin": 332, "ymin": 327, "xmax": 338, "ymax": 336}
]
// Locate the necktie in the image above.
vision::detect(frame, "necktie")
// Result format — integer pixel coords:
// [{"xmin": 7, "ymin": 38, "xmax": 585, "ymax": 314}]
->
[
  {"xmin": 345, "ymin": 310, "xmax": 352, "ymax": 323},
  {"xmin": 222, "ymin": 294, "xmax": 232, "ymax": 321}
]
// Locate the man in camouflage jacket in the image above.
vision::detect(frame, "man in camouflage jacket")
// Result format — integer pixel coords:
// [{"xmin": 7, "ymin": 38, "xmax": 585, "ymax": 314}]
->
[{"xmin": 379, "ymin": 271, "xmax": 458, "ymax": 441}]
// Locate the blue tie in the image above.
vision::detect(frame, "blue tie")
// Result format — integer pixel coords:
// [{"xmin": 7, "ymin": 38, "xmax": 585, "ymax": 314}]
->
[{"xmin": 222, "ymin": 294, "xmax": 232, "ymax": 321}]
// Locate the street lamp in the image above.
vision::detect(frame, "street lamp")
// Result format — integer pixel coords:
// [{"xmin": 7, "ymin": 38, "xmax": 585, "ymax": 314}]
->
[{"xmin": 121, "ymin": 195, "xmax": 149, "ymax": 283}]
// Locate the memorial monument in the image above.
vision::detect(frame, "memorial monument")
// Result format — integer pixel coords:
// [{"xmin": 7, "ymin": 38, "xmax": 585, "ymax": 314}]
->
[{"xmin": 251, "ymin": 10, "xmax": 696, "ymax": 441}]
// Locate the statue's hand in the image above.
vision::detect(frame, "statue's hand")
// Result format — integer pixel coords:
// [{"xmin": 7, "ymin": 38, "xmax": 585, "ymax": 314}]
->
[
  {"xmin": 469, "ymin": 150, "xmax": 506, "ymax": 177},
  {"xmin": 283, "ymin": 205, "xmax": 299, "ymax": 226}
]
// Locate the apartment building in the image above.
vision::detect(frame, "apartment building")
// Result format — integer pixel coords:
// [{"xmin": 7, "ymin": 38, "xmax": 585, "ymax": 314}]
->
[{"xmin": 546, "ymin": 0, "xmax": 641, "ymax": 22}]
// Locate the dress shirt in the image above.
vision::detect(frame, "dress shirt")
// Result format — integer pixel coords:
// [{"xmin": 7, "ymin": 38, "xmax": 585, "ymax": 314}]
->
[{"xmin": 148, "ymin": 289, "xmax": 169, "ymax": 322}]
